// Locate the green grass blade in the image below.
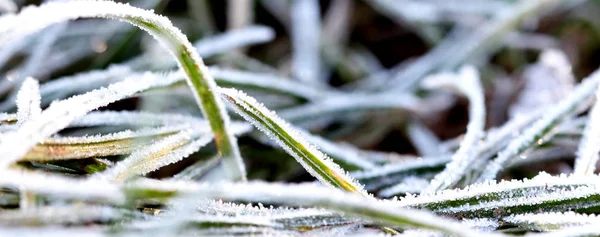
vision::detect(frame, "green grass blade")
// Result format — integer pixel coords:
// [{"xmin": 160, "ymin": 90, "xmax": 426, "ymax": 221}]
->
[
  {"xmin": 0, "ymin": 0, "xmax": 246, "ymax": 181},
  {"xmin": 218, "ymin": 87, "xmax": 368, "ymax": 195}
]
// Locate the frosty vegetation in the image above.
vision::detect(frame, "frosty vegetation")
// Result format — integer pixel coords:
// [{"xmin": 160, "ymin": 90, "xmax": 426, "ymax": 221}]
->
[{"xmin": 1, "ymin": 0, "xmax": 600, "ymax": 236}]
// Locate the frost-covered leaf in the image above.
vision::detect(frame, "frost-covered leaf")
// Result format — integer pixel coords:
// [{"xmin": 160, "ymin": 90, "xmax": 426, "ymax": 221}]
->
[
  {"xmin": 574, "ymin": 87, "xmax": 600, "ymax": 175},
  {"xmin": 15, "ymin": 77, "xmax": 40, "ymax": 126},
  {"xmin": 399, "ymin": 173, "xmax": 600, "ymax": 218},
  {"xmin": 0, "ymin": 71, "xmax": 182, "ymax": 169},
  {"xmin": 94, "ymin": 122, "xmax": 250, "ymax": 181},
  {"xmin": 21, "ymin": 125, "xmax": 190, "ymax": 161},
  {"xmin": 503, "ymin": 212, "xmax": 600, "ymax": 231},
  {"xmin": 218, "ymin": 87, "xmax": 368, "ymax": 194}
]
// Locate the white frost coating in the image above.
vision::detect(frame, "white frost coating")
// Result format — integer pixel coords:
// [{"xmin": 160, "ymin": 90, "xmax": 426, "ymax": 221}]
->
[
  {"xmin": 279, "ymin": 93, "xmax": 420, "ymax": 121},
  {"xmin": 218, "ymin": 87, "xmax": 368, "ymax": 195},
  {"xmin": 574, "ymin": 87, "xmax": 600, "ymax": 175},
  {"xmin": 504, "ymin": 212, "xmax": 600, "ymax": 231},
  {"xmin": 0, "ymin": 205, "xmax": 119, "ymax": 225},
  {"xmin": 478, "ymin": 69, "xmax": 600, "ymax": 182},
  {"xmin": 290, "ymin": 0, "xmax": 321, "ymax": 84},
  {"xmin": 43, "ymin": 125, "xmax": 191, "ymax": 144},
  {"xmin": 525, "ymin": 225, "xmax": 600, "ymax": 237},
  {"xmin": 0, "ymin": 0, "xmax": 16, "ymax": 13},
  {"xmin": 0, "ymin": 112, "xmax": 16, "ymax": 122},
  {"xmin": 462, "ymin": 218, "xmax": 499, "ymax": 232},
  {"xmin": 0, "ymin": 170, "xmax": 124, "ymax": 204},
  {"xmin": 128, "ymin": 180, "xmax": 485, "ymax": 237},
  {"xmin": 0, "ymin": 71, "xmax": 182, "ymax": 169},
  {"xmin": 425, "ymin": 66, "xmax": 486, "ymax": 192},
  {"xmin": 15, "ymin": 78, "xmax": 41, "ymax": 126},
  {"xmin": 93, "ymin": 122, "xmax": 251, "ymax": 181},
  {"xmin": 398, "ymin": 173, "xmax": 600, "ymax": 214}
]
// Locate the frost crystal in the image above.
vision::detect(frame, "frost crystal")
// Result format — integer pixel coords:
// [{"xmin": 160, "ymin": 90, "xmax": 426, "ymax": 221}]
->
[{"xmin": 15, "ymin": 77, "xmax": 41, "ymax": 126}]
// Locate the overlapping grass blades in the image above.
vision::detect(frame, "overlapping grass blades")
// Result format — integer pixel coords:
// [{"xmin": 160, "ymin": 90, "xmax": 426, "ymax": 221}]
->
[{"xmin": 0, "ymin": 0, "xmax": 246, "ymax": 181}]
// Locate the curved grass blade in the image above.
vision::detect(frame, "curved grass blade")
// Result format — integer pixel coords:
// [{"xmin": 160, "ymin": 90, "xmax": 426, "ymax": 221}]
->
[
  {"xmin": 218, "ymin": 87, "xmax": 368, "ymax": 195},
  {"xmin": 425, "ymin": 66, "xmax": 486, "ymax": 192},
  {"xmin": 0, "ymin": 0, "xmax": 246, "ymax": 181}
]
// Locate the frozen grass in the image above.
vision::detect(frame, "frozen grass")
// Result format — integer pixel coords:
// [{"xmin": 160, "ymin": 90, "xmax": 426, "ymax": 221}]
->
[{"xmin": 0, "ymin": 0, "xmax": 598, "ymax": 236}]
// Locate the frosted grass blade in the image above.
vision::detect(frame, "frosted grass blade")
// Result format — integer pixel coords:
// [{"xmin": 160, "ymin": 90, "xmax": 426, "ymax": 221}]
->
[
  {"xmin": 0, "ymin": 0, "xmax": 246, "ymax": 181},
  {"xmin": 574, "ymin": 87, "xmax": 600, "ymax": 175},
  {"xmin": 126, "ymin": 180, "xmax": 487, "ymax": 237},
  {"xmin": 504, "ymin": 212, "xmax": 600, "ymax": 231},
  {"xmin": 399, "ymin": 173, "xmax": 600, "ymax": 218},
  {"xmin": 218, "ymin": 87, "xmax": 368, "ymax": 195},
  {"xmin": 425, "ymin": 66, "xmax": 486, "ymax": 192},
  {"xmin": 0, "ymin": 71, "xmax": 182, "ymax": 169},
  {"xmin": 15, "ymin": 77, "xmax": 41, "ymax": 126}
]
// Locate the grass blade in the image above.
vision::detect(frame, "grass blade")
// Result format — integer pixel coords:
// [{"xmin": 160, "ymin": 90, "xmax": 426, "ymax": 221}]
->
[
  {"xmin": 425, "ymin": 66, "xmax": 486, "ymax": 192},
  {"xmin": 503, "ymin": 212, "xmax": 600, "ymax": 231},
  {"xmin": 218, "ymin": 87, "xmax": 368, "ymax": 195},
  {"xmin": 15, "ymin": 77, "xmax": 40, "ymax": 126},
  {"xmin": 0, "ymin": 0, "xmax": 246, "ymax": 181},
  {"xmin": 574, "ymin": 87, "xmax": 600, "ymax": 175}
]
